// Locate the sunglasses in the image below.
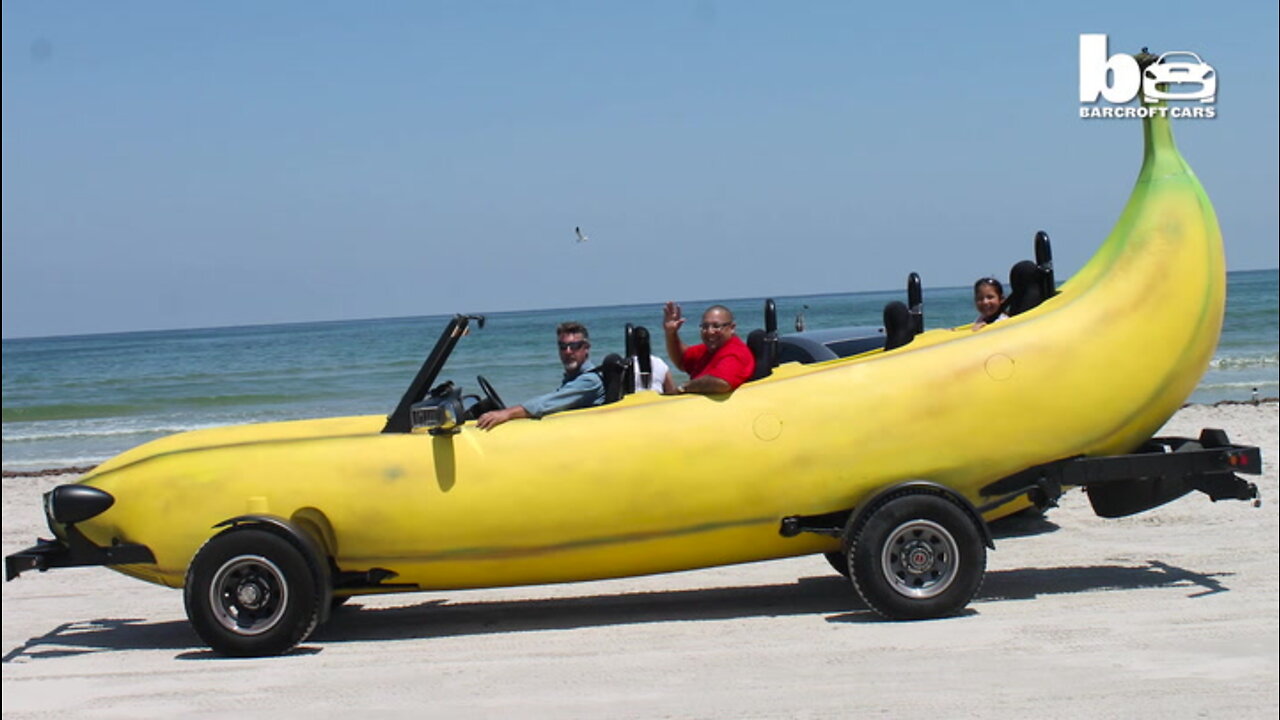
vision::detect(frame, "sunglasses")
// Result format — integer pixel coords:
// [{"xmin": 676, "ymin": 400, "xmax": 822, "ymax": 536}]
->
[
  {"xmin": 557, "ymin": 340, "xmax": 589, "ymax": 351},
  {"xmin": 699, "ymin": 322, "xmax": 733, "ymax": 331}
]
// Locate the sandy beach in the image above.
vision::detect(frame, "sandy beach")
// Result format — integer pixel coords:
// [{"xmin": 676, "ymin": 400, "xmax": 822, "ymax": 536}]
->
[{"xmin": 3, "ymin": 402, "xmax": 1276, "ymax": 718}]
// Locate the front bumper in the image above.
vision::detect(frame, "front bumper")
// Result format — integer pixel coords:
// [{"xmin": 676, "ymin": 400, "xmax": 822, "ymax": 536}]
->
[
  {"xmin": 5, "ymin": 485, "xmax": 156, "ymax": 581},
  {"xmin": 6, "ymin": 525, "xmax": 156, "ymax": 581}
]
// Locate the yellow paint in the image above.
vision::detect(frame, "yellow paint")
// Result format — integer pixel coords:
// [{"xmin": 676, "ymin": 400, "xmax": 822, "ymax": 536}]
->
[
  {"xmin": 752, "ymin": 414, "xmax": 783, "ymax": 441},
  {"xmin": 73, "ymin": 109, "xmax": 1223, "ymax": 596},
  {"xmin": 985, "ymin": 354, "xmax": 1015, "ymax": 381}
]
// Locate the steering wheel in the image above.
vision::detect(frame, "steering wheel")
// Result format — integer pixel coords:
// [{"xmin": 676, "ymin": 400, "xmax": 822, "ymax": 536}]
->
[{"xmin": 476, "ymin": 375, "xmax": 506, "ymax": 410}]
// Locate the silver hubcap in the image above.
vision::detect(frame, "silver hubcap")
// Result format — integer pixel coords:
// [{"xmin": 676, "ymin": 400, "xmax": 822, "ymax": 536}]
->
[
  {"xmin": 881, "ymin": 519, "xmax": 959, "ymax": 599},
  {"xmin": 209, "ymin": 555, "xmax": 288, "ymax": 636}
]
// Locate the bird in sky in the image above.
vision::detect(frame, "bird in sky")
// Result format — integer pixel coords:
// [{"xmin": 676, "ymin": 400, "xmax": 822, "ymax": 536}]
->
[{"xmin": 575, "ymin": 226, "xmax": 589, "ymax": 243}]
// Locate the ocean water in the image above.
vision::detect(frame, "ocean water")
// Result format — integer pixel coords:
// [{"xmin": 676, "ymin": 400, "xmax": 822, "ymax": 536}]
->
[{"xmin": 3, "ymin": 269, "xmax": 1276, "ymax": 473}]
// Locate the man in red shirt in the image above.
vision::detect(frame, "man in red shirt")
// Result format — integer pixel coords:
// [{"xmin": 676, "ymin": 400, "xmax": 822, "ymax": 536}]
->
[{"xmin": 662, "ymin": 301, "xmax": 756, "ymax": 394}]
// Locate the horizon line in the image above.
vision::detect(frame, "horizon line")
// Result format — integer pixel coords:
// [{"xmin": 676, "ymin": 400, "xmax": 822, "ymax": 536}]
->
[{"xmin": 4, "ymin": 267, "xmax": 1276, "ymax": 343}]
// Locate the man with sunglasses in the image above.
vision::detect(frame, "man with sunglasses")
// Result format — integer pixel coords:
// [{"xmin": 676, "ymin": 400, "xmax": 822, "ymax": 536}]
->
[
  {"xmin": 662, "ymin": 302, "xmax": 755, "ymax": 394},
  {"xmin": 476, "ymin": 321, "xmax": 605, "ymax": 430}
]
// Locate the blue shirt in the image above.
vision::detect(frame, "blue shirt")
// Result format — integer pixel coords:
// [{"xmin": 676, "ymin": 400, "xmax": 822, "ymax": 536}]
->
[{"xmin": 521, "ymin": 361, "xmax": 605, "ymax": 418}]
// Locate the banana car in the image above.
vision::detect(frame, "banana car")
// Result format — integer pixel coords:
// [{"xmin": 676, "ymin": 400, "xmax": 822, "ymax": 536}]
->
[{"xmin": 5, "ymin": 85, "xmax": 1263, "ymax": 657}]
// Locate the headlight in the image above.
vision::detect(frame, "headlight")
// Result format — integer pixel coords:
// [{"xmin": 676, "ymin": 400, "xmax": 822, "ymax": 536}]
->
[{"xmin": 44, "ymin": 485, "xmax": 115, "ymax": 525}]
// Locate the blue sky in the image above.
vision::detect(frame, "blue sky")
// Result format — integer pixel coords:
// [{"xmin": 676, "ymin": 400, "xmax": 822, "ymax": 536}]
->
[{"xmin": 3, "ymin": 1, "xmax": 1277, "ymax": 338}]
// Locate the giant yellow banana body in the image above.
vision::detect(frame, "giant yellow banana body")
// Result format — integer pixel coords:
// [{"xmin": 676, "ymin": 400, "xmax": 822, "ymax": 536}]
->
[{"xmin": 83, "ymin": 107, "xmax": 1222, "ymax": 592}]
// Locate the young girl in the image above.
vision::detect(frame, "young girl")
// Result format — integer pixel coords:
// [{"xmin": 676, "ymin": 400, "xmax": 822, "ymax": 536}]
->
[{"xmin": 972, "ymin": 277, "xmax": 1008, "ymax": 331}]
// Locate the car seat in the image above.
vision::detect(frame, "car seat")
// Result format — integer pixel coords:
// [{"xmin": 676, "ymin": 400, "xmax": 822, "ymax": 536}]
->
[
  {"xmin": 1006, "ymin": 231, "xmax": 1058, "ymax": 316},
  {"xmin": 1035, "ymin": 230, "xmax": 1057, "ymax": 299},
  {"xmin": 746, "ymin": 329, "xmax": 778, "ymax": 381},
  {"xmin": 883, "ymin": 301, "xmax": 914, "ymax": 351},
  {"xmin": 1005, "ymin": 260, "xmax": 1045, "ymax": 316},
  {"xmin": 907, "ymin": 272, "xmax": 924, "ymax": 335},
  {"xmin": 599, "ymin": 353, "xmax": 629, "ymax": 404},
  {"xmin": 628, "ymin": 325, "xmax": 659, "ymax": 393},
  {"xmin": 746, "ymin": 299, "xmax": 779, "ymax": 381},
  {"xmin": 879, "ymin": 273, "xmax": 923, "ymax": 352}
]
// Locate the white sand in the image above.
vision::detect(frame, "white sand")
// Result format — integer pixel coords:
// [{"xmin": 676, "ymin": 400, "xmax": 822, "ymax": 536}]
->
[{"xmin": 3, "ymin": 403, "xmax": 1277, "ymax": 718}]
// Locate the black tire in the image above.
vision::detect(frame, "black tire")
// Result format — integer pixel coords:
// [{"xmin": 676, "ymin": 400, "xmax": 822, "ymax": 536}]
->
[
  {"xmin": 184, "ymin": 528, "xmax": 323, "ymax": 657},
  {"xmin": 824, "ymin": 550, "xmax": 851, "ymax": 578},
  {"xmin": 848, "ymin": 493, "xmax": 985, "ymax": 620}
]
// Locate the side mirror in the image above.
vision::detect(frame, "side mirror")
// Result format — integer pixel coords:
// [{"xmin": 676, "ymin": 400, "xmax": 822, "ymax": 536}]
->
[{"xmin": 410, "ymin": 382, "xmax": 466, "ymax": 435}]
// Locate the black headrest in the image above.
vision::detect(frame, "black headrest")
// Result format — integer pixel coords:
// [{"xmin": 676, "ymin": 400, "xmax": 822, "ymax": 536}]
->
[
  {"xmin": 1034, "ymin": 230, "xmax": 1056, "ymax": 299},
  {"xmin": 746, "ymin": 329, "xmax": 776, "ymax": 381},
  {"xmin": 883, "ymin": 301, "xmax": 913, "ymax": 351},
  {"xmin": 623, "ymin": 324, "xmax": 636, "ymax": 392},
  {"xmin": 907, "ymin": 272, "xmax": 924, "ymax": 335},
  {"xmin": 599, "ymin": 353, "xmax": 628, "ymax": 404},
  {"xmin": 1006, "ymin": 260, "xmax": 1046, "ymax": 316},
  {"xmin": 631, "ymin": 326, "xmax": 654, "ymax": 392}
]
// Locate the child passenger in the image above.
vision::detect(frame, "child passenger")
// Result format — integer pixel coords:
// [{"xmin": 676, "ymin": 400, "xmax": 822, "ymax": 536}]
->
[{"xmin": 972, "ymin": 277, "xmax": 1008, "ymax": 331}]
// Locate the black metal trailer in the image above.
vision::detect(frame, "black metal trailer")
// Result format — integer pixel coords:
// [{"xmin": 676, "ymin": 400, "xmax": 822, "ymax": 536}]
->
[{"xmin": 977, "ymin": 428, "xmax": 1261, "ymax": 518}]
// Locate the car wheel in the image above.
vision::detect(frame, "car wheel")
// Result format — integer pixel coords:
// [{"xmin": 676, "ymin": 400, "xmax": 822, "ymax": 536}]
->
[
  {"xmin": 184, "ymin": 528, "xmax": 322, "ymax": 657},
  {"xmin": 847, "ymin": 493, "xmax": 985, "ymax": 620},
  {"xmin": 824, "ymin": 550, "xmax": 850, "ymax": 578}
]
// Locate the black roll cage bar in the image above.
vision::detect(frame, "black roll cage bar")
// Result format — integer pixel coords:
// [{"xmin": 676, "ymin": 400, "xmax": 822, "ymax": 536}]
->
[{"xmin": 383, "ymin": 314, "xmax": 486, "ymax": 434}]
